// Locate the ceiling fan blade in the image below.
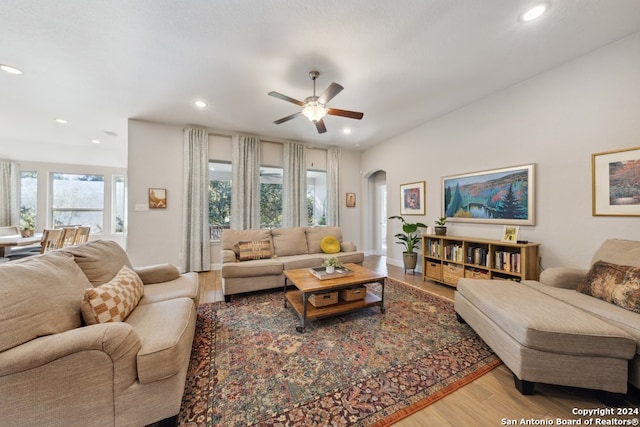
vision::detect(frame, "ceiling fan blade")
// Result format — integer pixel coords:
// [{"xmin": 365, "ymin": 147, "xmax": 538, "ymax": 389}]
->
[
  {"xmin": 273, "ymin": 112, "xmax": 301, "ymax": 124},
  {"xmin": 315, "ymin": 119, "xmax": 327, "ymax": 134},
  {"xmin": 317, "ymin": 83, "xmax": 343, "ymax": 105},
  {"xmin": 327, "ymin": 108, "xmax": 364, "ymax": 120},
  {"xmin": 268, "ymin": 91, "xmax": 304, "ymax": 106}
]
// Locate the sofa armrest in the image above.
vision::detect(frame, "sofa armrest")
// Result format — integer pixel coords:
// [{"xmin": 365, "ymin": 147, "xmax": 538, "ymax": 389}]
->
[
  {"xmin": 539, "ymin": 267, "xmax": 589, "ymax": 289},
  {"xmin": 222, "ymin": 249, "xmax": 237, "ymax": 263},
  {"xmin": 134, "ymin": 264, "xmax": 181, "ymax": 284},
  {"xmin": 341, "ymin": 241, "xmax": 357, "ymax": 252},
  {"xmin": 0, "ymin": 322, "xmax": 141, "ymax": 386}
]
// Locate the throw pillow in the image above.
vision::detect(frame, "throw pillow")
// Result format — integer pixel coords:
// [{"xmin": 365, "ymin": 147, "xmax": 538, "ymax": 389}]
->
[
  {"xmin": 81, "ymin": 265, "xmax": 144, "ymax": 325},
  {"xmin": 576, "ymin": 260, "xmax": 640, "ymax": 314},
  {"xmin": 237, "ymin": 240, "xmax": 273, "ymax": 261},
  {"xmin": 320, "ymin": 235, "xmax": 341, "ymax": 254}
]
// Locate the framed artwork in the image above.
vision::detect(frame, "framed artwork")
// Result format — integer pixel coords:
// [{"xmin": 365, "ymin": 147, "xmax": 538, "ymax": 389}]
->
[
  {"xmin": 400, "ymin": 181, "xmax": 425, "ymax": 215},
  {"xmin": 592, "ymin": 146, "xmax": 640, "ymax": 216},
  {"xmin": 346, "ymin": 193, "xmax": 356, "ymax": 208},
  {"xmin": 149, "ymin": 188, "xmax": 167, "ymax": 209},
  {"xmin": 502, "ymin": 226, "xmax": 519, "ymax": 243},
  {"xmin": 442, "ymin": 164, "xmax": 535, "ymax": 225}
]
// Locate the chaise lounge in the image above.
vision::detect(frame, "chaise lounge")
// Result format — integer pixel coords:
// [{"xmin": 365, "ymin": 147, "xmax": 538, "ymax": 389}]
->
[{"xmin": 455, "ymin": 238, "xmax": 640, "ymax": 397}]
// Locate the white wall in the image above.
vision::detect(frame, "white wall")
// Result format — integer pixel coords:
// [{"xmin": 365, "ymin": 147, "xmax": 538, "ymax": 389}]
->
[
  {"xmin": 127, "ymin": 120, "xmax": 363, "ymax": 268},
  {"xmin": 363, "ymin": 33, "xmax": 640, "ymax": 269}
]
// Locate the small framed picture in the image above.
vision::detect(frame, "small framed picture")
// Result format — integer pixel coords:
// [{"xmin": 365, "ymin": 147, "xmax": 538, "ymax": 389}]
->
[
  {"xmin": 501, "ymin": 226, "xmax": 519, "ymax": 243},
  {"xmin": 400, "ymin": 181, "xmax": 426, "ymax": 215},
  {"xmin": 346, "ymin": 193, "xmax": 356, "ymax": 207},
  {"xmin": 149, "ymin": 188, "xmax": 167, "ymax": 209}
]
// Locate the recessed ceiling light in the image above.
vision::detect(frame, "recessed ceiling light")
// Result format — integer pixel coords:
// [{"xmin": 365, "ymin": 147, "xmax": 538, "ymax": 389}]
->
[
  {"xmin": 91, "ymin": 139, "xmax": 101, "ymax": 144},
  {"xmin": 55, "ymin": 118, "xmax": 68, "ymax": 124},
  {"xmin": 0, "ymin": 64, "xmax": 23, "ymax": 75},
  {"xmin": 194, "ymin": 100, "xmax": 207, "ymax": 108},
  {"xmin": 343, "ymin": 128, "xmax": 352, "ymax": 135},
  {"xmin": 521, "ymin": 4, "xmax": 548, "ymax": 22}
]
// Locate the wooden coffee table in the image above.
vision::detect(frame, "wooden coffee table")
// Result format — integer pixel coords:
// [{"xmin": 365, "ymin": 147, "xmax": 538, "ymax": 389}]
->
[{"xmin": 283, "ymin": 263, "xmax": 386, "ymax": 332}]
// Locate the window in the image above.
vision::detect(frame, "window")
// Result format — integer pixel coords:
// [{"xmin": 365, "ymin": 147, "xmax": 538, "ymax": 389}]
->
[
  {"xmin": 208, "ymin": 161, "xmax": 232, "ymax": 234},
  {"xmin": 113, "ymin": 175, "xmax": 125, "ymax": 233},
  {"xmin": 307, "ymin": 170, "xmax": 327, "ymax": 226},
  {"xmin": 260, "ymin": 166, "xmax": 283, "ymax": 228},
  {"xmin": 20, "ymin": 171, "xmax": 37, "ymax": 231},
  {"xmin": 51, "ymin": 173, "xmax": 104, "ymax": 233}
]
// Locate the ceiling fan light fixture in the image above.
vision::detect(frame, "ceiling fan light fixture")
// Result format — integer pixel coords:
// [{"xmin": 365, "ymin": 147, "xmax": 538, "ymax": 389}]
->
[{"xmin": 302, "ymin": 102, "xmax": 328, "ymax": 122}]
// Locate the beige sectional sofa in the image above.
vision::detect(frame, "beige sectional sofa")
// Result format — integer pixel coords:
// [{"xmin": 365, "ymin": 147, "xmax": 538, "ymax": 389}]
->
[
  {"xmin": 221, "ymin": 226, "xmax": 364, "ymax": 301},
  {"xmin": 455, "ymin": 239, "xmax": 640, "ymax": 398},
  {"xmin": 0, "ymin": 240, "xmax": 199, "ymax": 427}
]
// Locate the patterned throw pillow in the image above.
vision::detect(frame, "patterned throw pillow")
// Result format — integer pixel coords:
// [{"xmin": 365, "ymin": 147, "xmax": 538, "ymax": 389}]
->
[
  {"xmin": 576, "ymin": 260, "xmax": 640, "ymax": 314},
  {"xmin": 320, "ymin": 236, "xmax": 341, "ymax": 254},
  {"xmin": 237, "ymin": 240, "xmax": 273, "ymax": 261},
  {"xmin": 82, "ymin": 265, "xmax": 144, "ymax": 324}
]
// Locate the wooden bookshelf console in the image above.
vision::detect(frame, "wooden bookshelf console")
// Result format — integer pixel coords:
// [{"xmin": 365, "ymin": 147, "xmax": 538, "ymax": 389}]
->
[{"xmin": 422, "ymin": 234, "xmax": 540, "ymax": 287}]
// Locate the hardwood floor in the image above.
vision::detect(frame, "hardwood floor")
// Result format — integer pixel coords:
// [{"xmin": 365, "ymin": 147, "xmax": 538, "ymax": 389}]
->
[{"xmin": 198, "ymin": 256, "xmax": 639, "ymax": 426}]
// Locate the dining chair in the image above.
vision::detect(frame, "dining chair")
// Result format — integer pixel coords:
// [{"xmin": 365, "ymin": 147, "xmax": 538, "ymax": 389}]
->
[
  {"xmin": 60, "ymin": 227, "xmax": 78, "ymax": 247},
  {"xmin": 40, "ymin": 229, "xmax": 64, "ymax": 254},
  {"xmin": 73, "ymin": 226, "xmax": 90, "ymax": 244}
]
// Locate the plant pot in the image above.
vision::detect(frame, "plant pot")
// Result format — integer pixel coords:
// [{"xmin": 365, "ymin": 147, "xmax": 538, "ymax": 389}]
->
[
  {"xmin": 402, "ymin": 252, "xmax": 418, "ymax": 270},
  {"xmin": 326, "ymin": 266, "xmax": 335, "ymax": 274},
  {"xmin": 20, "ymin": 229, "xmax": 34, "ymax": 238},
  {"xmin": 434, "ymin": 226, "xmax": 447, "ymax": 236}
]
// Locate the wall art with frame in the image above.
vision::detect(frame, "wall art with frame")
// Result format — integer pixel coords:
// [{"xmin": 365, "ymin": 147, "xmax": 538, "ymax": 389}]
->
[
  {"xmin": 592, "ymin": 146, "xmax": 640, "ymax": 216},
  {"xmin": 149, "ymin": 188, "xmax": 167, "ymax": 209},
  {"xmin": 346, "ymin": 193, "xmax": 356, "ymax": 208},
  {"xmin": 400, "ymin": 181, "xmax": 425, "ymax": 216},
  {"xmin": 442, "ymin": 164, "xmax": 535, "ymax": 225}
]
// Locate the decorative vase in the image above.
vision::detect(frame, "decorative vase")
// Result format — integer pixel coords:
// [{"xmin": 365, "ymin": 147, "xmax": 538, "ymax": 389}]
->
[
  {"xmin": 21, "ymin": 229, "xmax": 34, "ymax": 238},
  {"xmin": 326, "ymin": 266, "xmax": 335, "ymax": 274},
  {"xmin": 434, "ymin": 226, "xmax": 447, "ymax": 236}
]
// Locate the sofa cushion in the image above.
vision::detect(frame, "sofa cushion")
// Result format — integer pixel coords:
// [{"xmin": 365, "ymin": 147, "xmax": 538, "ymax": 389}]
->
[
  {"xmin": 320, "ymin": 236, "xmax": 341, "ymax": 254},
  {"xmin": 62, "ymin": 240, "xmax": 133, "ymax": 286},
  {"xmin": 222, "ymin": 258, "xmax": 284, "ymax": 278},
  {"xmin": 139, "ymin": 272, "xmax": 200, "ymax": 305},
  {"xmin": 591, "ymin": 239, "xmax": 640, "ymax": 268},
  {"xmin": 306, "ymin": 226, "xmax": 342, "ymax": 254},
  {"xmin": 134, "ymin": 264, "xmax": 180, "ymax": 284},
  {"xmin": 281, "ymin": 254, "xmax": 325, "ymax": 270},
  {"xmin": 576, "ymin": 260, "xmax": 640, "ymax": 314},
  {"xmin": 238, "ymin": 240, "xmax": 273, "ymax": 261},
  {"xmin": 125, "ymin": 297, "xmax": 196, "ymax": 384},
  {"xmin": 221, "ymin": 229, "xmax": 271, "ymax": 254},
  {"xmin": 272, "ymin": 227, "xmax": 308, "ymax": 257},
  {"xmin": 457, "ymin": 279, "xmax": 636, "ymax": 359},
  {"xmin": 0, "ymin": 252, "xmax": 92, "ymax": 352},
  {"xmin": 82, "ymin": 266, "xmax": 144, "ymax": 325}
]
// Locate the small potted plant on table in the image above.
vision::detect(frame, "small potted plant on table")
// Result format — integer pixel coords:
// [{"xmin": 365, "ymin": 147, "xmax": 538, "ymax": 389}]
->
[
  {"xmin": 434, "ymin": 217, "xmax": 447, "ymax": 236},
  {"xmin": 323, "ymin": 256, "xmax": 342, "ymax": 274},
  {"xmin": 389, "ymin": 215, "xmax": 428, "ymax": 273}
]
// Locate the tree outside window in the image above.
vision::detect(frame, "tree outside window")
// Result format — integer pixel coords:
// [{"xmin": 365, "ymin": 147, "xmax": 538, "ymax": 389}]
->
[{"xmin": 52, "ymin": 173, "xmax": 104, "ymax": 233}]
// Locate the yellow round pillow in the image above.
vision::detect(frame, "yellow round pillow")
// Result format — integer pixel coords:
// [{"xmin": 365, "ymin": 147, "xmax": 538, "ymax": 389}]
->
[{"xmin": 320, "ymin": 236, "xmax": 341, "ymax": 254}]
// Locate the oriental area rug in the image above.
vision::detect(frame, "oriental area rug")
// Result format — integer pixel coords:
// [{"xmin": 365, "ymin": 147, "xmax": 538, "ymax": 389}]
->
[{"xmin": 178, "ymin": 278, "xmax": 501, "ymax": 426}]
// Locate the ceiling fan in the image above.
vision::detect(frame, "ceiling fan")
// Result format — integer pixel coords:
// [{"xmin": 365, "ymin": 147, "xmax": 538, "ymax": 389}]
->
[{"xmin": 268, "ymin": 71, "xmax": 364, "ymax": 134}]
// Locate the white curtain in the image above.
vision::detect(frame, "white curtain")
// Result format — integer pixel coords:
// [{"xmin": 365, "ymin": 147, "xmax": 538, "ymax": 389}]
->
[
  {"xmin": 283, "ymin": 142, "xmax": 307, "ymax": 227},
  {"xmin": 327, "ymin": 148, "xmax": 341, "ymax": 226},
  {"xmin": 182, "ymin": 128, "xmax": 211, "ymax": 272},
  {"xmin": 231, "ymin": 135, "xmax": 260, "ymax": 229},
  {"xmin": 0, "ymin": 161, "xmax": 20, "ymax": 227}
]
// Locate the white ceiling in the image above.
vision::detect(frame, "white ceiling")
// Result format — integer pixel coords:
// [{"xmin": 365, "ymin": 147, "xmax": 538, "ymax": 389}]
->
[{"xmin": 2, "ymin": 0, "xmax": 640, "ymax": 162}]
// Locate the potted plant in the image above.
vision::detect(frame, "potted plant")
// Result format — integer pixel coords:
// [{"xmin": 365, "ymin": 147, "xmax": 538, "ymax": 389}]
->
[
  {"xmin": 20, "ymin": 209, "xmax": 36, "ymax": 237},
  {"xmin": 323, "ymin": 256, "xmax": 342, "ymax": 274},
  {"xmin": 434, "ymin": 216, "xmax": 447, "ymax": 236},
  {"xmin": 388, "ymin": 215, "xmax": 428, "ymax": 271}
]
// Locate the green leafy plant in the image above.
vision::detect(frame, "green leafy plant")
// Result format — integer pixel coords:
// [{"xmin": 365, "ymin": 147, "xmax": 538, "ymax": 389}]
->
[
  {"xmin": 323, "ymin": 256, "xmax": 342, "ymax": 268},
  {"xmin": 20, "ymin": 207, "xmax": 35, "ymax": 231},
  {"xmin": 389, "ymin": 215, "xmax": 428, "ymax": 254},
  {"xmin": 435, "ymin": 216, "xmax": 447, "ymax": 226}
]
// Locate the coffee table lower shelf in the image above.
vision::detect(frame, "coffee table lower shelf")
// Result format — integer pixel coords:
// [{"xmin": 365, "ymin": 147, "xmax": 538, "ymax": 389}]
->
[{"xmin": 285, "ymin": 290, "xmax": 384, "ymax": 332}]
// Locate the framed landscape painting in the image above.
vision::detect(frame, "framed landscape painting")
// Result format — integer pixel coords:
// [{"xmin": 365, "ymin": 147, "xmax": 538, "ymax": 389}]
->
[
  {"xmin": 442, "ymin": 164, "xmax": 535, "ymax": 225},
  {"xmin": 592, "ymin": 146, "xmax": 640, "ymax": 216},
  {"xmin": 400, "ymin": 181, "xmax": 425, "ymax": 215}
]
